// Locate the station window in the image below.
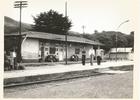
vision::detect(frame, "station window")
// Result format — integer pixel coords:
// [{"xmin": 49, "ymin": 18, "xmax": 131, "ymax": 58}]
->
[
  {"xmin": 75, "ymin": 48, "xmax": 80, "ymax": 54},
  {"xmin": 56, "ymin": 48, "xmax": 58, "ymax": 51},
  {"xmin": 45, "ymin": 48, "xmax": 48, "ymax": 51},
  {"xmin": 49, "ymin": 47, "xmax": 56, "ymax": 54}
]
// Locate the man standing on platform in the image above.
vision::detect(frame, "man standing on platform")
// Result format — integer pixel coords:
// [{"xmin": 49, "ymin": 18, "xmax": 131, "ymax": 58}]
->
[
  {"xmin": 89, "ymin": 48, "xmax": 95, "ymax": 66},
  {"xmin": 96, "ymin": 47, "xmax": 102, "ymax": 65},
  {"xmin": 82, "ymin": 48, "xmax": 86, "ymax": 65}
]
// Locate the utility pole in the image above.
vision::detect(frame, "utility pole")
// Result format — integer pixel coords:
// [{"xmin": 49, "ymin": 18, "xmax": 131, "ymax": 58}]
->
[
  {"xmin": 82, "ymin": 25, "xmax": 86, "ymax": 48},
  {"xmin": 65, "ymin": 1, "xmax": 68, "ymax": 64},
  {"xmin": 81, "ymin": 25, "xmax": 86, "ymax": 65},
  {"xmin": 115, "ymin": 20, "xmax": 129, "ymax": 61},
  {"xmin": 14, "ymin": 1, "xmax": 28, "ymax": 63},
  {"xmin": 115, "ymin": 32, "xmax": 118, "ymax": 62},
  {"xmin": 82, "ymin": 25, "xmax": 85, "ymax": 34}
]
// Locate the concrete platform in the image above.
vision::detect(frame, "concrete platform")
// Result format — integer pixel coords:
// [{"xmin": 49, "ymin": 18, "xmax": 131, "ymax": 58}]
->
[{"xmin": 4, "ymin": 61, "xmax": 134, "ymax": 87}]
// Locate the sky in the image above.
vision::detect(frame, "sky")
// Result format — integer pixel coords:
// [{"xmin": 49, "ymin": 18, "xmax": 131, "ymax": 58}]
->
[{"xmin": 2, "ymin": 0, "xmax": 139, "ymax": 34}]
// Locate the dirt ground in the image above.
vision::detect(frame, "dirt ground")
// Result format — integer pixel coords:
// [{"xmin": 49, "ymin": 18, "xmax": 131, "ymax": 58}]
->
[{"xmin": 4, "ymin": 71, "xmax": 133, "ymax": 98}]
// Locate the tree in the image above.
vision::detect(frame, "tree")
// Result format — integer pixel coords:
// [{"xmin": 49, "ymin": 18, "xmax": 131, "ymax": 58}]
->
[
  {"xmin": 94, "ymin": 30, "xmax": 98, "ymax": 34},
  {"xmin": 33, "ymin": 10, "xmax": 72, "ymax": 35},
  {"xmin": 126, "ymin": 31, "xmax": 134, "ymax": 47},
  {"xmin": 83, "ymin": 31, "xmax": 132, "ymax": 53}
]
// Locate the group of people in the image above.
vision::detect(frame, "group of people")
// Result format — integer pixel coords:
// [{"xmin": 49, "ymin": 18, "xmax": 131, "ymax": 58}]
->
[
  {"xmin": 82, "ymin": 48, "xmax": 102, "ymax": 66},
  {"xmin": 4, "ymin": 50, "xmax": 17, "ymax": 70},
  {"xmin": 5, "ymin": 47, "xmax": 102, "ymax": 70}
]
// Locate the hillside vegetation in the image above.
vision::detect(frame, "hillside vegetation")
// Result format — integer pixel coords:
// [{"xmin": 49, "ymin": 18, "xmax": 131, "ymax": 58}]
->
[
  {"xmin": 83, "ymin": 31, "xmax": 134, "ymax": 52},
  {"xmin": 4, "ymin": 16, "xmax": 32, "ymax": 34}
]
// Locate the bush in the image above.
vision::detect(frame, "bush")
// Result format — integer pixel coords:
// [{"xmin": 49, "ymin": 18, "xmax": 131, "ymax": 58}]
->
[
  {"xmin": 4, "ymin": 60, "xmax": 10, "ymax": 71},
  {"xmin": 70, "ymin": 55, "xmax": 79, "ymax": 61},
  {"xmin": 4, "ymin": 53, "xmax": 10, "ymax": 71},
  {"xmin": 18, "ymin": 65, "xmax": 25, "ymax": 70},
  {"xmin": 45, "ymin": 55, "xmax": 58, "ymax": 62}
]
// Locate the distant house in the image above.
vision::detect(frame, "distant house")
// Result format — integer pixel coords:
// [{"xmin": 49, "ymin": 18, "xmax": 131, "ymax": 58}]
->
[
  {"xmin": 105, "ymin": 48, "xmax": 134, "ymax": 60},
  {"xmin": 5, "ymin": 31, "xmax": 104, "ymax": 62}
]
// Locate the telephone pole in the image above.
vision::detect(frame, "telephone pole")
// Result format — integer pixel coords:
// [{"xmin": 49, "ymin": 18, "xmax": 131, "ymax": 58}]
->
[
  {"xmin": 14, "ymin": 1, "xmax": 28, "ymax": 63},
  {"xmin": 82, "ymin": 25, "xmax": 86, "ymax": 48},
  {"xmin": 82, "ymin": 25, "xmax": 85, "ymax": 34},
  {"xmin": 65, "ymin": 1, "xmax": 68, "ymax": 64}
]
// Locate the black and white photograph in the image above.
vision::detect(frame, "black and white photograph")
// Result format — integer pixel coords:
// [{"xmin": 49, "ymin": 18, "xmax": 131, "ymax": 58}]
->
[{"xmin": 1, "ymin": 0, "xmax": 140, "ymax": 99}]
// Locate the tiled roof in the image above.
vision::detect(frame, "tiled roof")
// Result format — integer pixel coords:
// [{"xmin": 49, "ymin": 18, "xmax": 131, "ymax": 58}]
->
[{"xmin": 5, "ymin": 31, "xmax": 104, "ymax": 46}]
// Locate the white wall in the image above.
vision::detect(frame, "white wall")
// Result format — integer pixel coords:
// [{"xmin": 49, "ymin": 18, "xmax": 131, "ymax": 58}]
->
[
  {"xmin": 67, "ymin": 44, "xmax": 93, "ymax": 59},
  {"xmin": 21, "ymin": 38, "xmax": 39, "ymax": 59},
  {"xmin": 21, "ymin": 38, "xmax": 97, "ymax": 61}
]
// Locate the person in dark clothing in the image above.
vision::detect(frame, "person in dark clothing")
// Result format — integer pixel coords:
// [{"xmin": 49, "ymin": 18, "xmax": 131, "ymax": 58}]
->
[
  {"xmin": 82, "ymin": 50, "xmax": 86, "ymax": 65},
  {"xmin": 4, "ymin": 51, "xmax": 10, "ymax": 70},
  {"xmin": 97, "ymin": 56, "xmax": 102, "ymax": 65},
  {"xmin": 96, "ymin": 48, "xmax": 102, "ymax": 65}
]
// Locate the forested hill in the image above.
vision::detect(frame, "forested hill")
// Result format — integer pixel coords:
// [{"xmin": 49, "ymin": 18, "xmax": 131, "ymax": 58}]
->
[
  {"xmin": 4, "ymin": 16, "xmax": 32, "ymax": 34},
  {"xmin": 83, "ymin": 31, "xmax": 134, "ymax": 52}
]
